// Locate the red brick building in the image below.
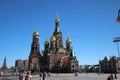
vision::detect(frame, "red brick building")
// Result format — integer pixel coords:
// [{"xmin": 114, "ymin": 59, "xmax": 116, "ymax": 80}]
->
[
  {"xmin": 15, "ymin": 59, "xmax": 28, "ymax": 72},
  {"xmin": 99, "ymin": 56, "xmax": 120, "ymax": 73},
  {"xmin": 15, "ymin": 16, "xmax": 79, "ymax": 73},
  {"xmin": 29, "ymin": 17, "xmax": 79, "ymax": 73}
]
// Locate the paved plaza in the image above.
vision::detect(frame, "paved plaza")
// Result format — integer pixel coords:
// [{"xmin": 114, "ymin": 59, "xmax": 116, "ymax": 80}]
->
[
  {"xmin": 31, "ymin": 73, "xmax": 120, "ymax": 80},
  {"xmin": 1, "ymin": 73, "xmax": 120, "ymax": 80}
]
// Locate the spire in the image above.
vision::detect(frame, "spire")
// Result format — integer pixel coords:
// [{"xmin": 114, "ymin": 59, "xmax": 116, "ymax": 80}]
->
[
  {"xmin": 2, "ymin": 57, "xmax": 7, "ymax": 68},
  {"xmin": 66, "ymin": 32, "xmax": 71, "ymax": 44},
  {"xmin": 67, "ymin": 32, "xmax": 70, "ymax": 39},
  {"xmin": 0, "ymin": 57, "xmax": 8, "ymax": 71},
  {"xmin": 55, "ymin": 12, "xmax": 60, "ymax": 32},
  {"xmin": 33, "ymin": 24, "xmax": 39, "ymax": 38},
  {"xmin": 44, "ymin": 36, "xmax": 49, "ymax": 51},
  {"xmin": 30, "ymin": 24, "xmax": 41, "ymax": 57},
  {"xmin": 56, "ymin": 12, "xmax": 59, "ymax": 19},
  {"xmin": 46, "ymin": 36, "xmax": 48, "ymax": 41},
  {"xmin": 44, "ymin": 36, "xmax": 49, "ymax": 45},
  {"xmin": 34, "ymin": 24, "xmax": 39, "ymax": 32}
]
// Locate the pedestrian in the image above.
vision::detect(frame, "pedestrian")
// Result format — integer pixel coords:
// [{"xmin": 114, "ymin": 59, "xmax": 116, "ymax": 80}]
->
[
  {"xmin": 111, "ymin": 74, "xmax": 113, "ymax": 80},
  {"xmin": 47, "ymin": 72, "xmax": 51, "ymax": 77},
  {"xmin": 0, "ymin": 71, "xmax": 3, "ymax": 79},
  {"xmin": 107, "ymin": 75, "xmax": 111, "ymax": 80},
  {"xmin": 107, "ymin": 74, "xmax": 113, "ymax": 80},
  {"xmin": 42, "ymin": 71, "xmax": 46, "ymax": 80},
  {"xmin": 74, "ymin": 72, "xmax": 78, "ymax": 76},
  {"xmin": 0, "ymin": 71, "xmax": 1, "ymax": 80},
  {"xmin": 114, "ymin": 73, "xmax": 117, "ymax": 79},
  {"xmin": 39, "ymin": 72, "xmax": 42, "ymax": 80},
  {"xmin": 25, "ymin": 71, "xmax": 32, "ymax": 80},
  {"xmin": 19, "ymin": 72, "xmax": 24, "ymax": 80}
]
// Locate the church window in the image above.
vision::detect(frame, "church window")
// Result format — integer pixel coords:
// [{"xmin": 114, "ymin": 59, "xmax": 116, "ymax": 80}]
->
[{"xmin": 36, "ymin": 45, "xmax": 37, "ymax": 51}]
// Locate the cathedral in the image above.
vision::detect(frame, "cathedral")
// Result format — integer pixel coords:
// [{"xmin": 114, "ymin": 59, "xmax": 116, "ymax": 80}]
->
[
  {"xmin": 28, "ymin": 17, "xmax": 79, "ymax": 73},
  {"xmin": 15, "ymin": 16, "xmax": 79, "ymax": 73}
]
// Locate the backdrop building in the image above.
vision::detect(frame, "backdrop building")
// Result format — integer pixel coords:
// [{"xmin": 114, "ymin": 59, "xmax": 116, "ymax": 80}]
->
[
  {"xmin": 99, "ymin": 56, "xmax": 120, "ymax": 73},
  {"xmin": 0, "ymin": 57, "xmax": 8, "ymax": 72},
  {"xmin": 15, "ymin": 59, "xmax": 28, "ymax": 72}
]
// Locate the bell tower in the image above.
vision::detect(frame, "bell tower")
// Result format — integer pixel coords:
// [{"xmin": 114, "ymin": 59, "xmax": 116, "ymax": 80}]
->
[
  {"xmin": 52, "ymin": 15, "xmax": 63, "ymax": 49},
  {"xmin": 29, "ymin": 31, "xmax": 41, "ymax": 71},
  {"xmin": 66, "ymin": 33, "xmax": 72, "ymax": 50}
]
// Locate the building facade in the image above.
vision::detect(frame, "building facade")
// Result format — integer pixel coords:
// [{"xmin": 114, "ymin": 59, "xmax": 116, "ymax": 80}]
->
[
  {"xmin": 99, "ymin": 56, "xmax": 120, "ymax": 73},
  {"xmin": 15, "ymin": 59, "xmax": 28, "ymax": 72},
  {"xmin": 15, "ymin": 17, "xmax": 79, "ymax": 73},
  {"xmin": 29, "ymin": 17, "xmax": 79, "ymax": 73}
]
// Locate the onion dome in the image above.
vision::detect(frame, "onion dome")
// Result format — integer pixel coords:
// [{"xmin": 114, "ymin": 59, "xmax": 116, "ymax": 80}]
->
[
  {"xmin": 44, "ymin": 36, "xmax": 49, "ymax": 45},
  {"xmin": 117, "ymin": 9, "xmax": 120, "ymax": 23},
  {"xmin": 117, "ymin": 15, "xmax": 120, "ymax": 22},
  {"xmin": 55, "ymin": 18, "xmax": 60, "ymax": 23},
  {"xmin": 66, "ymin": 38, "xmax": 71, "ymax": 44},
  {"xmin": 44, "ymin": 40, "xmax": 49, "ymax": 45},
  {"xmin": 50, "ymin": 36, "xmax": 56, "ymax": 42},
  {"xmin": 33, "ymin": 32, "xmax": 39, "ymax": 38},
  {"xmin": 55, "ymin": 13, "xmax": 60, "ymax": 32},
  {"xmin": 55, "ymin": 12, "xmax": 60, "ymax": 23},
  {"xmin": 55, "ymin": 18, "xmax": 60, "ymax": 30}
]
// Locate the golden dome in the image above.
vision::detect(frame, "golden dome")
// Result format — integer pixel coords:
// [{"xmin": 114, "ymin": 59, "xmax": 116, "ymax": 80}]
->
[
  {"xmin": 33, "ymin": 32, "xmax": 39, "ymax": 37},
  {"xmin": 50, "ymin": 36, "xmax": 56, "ymax": 42},
  {"xmin": 117, "ymin": 16, "xmax": 120, "ymax": 23},
  {"xmin": 44, "ymin": 40, "xmax": 49, "ymax": 45},
  {"xmin": 66, "ymin": 38, "xmax": 71, "ymax": 44},
  {"xmin": 55, "ymin": 18, "xmax": 60, "ymax": 23},
  {"xmin": 117, "ymin": 9, "xmax": 120, "ymax": 23}
]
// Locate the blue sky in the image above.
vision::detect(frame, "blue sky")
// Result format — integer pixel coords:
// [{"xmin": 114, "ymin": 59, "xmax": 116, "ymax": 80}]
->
[{"xmin": 0, "ymin": 0, "xmax": 120, "ymax": 68}]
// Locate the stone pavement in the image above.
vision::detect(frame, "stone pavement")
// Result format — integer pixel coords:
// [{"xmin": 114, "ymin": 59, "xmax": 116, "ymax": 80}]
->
[
  {"xmin": 31, "ymin": 73, "xmax": 120, "ymax": 80},
  {"xmin": 1, "ymin": 73, "xmax": 120, "ymax": 80}
]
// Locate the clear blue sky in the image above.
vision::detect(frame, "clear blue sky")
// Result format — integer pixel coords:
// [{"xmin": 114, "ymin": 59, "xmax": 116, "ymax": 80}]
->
[{"xmin": 0, "ymin": 0, "xmax": 120, "ymax": 68}]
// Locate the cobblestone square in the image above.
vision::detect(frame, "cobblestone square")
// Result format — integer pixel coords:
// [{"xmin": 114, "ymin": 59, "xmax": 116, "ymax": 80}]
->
[{"xmin": 31, "ymin": 73, "xmax": 120, "ymax": 80}]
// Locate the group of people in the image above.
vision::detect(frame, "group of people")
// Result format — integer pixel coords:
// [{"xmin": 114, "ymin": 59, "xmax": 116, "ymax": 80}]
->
[
  {"xmin": 0, "ymin": 71, "xmax": 3, "ymax": 79},
  {"xmin": 107, "ymin": 73, "xmax": 117, "ymax": 80},
  {"xmin": 19, "ymin": 71, "xmax": 32, "ymax": 80},
  {"xmin": 19, "ymin": 71, "xmax": 51, "ymax": 80},
  {"xmin": 39, "ymin": 71, "xmax": 51, "ymax": 80}
]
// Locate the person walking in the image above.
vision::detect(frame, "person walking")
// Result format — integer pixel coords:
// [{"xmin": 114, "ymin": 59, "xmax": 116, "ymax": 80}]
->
[
  {"xmin": 25, "ymin": 72, "xmax": 32, "ymax": 80},
  {"xmin": 39, "ymin": 72, "xmax": 42, "ymax": 80},
  {"xmin": 114, "ymin": 73, "xmax": 117, "ymax": 79},
  {"xmin": 19, "ymin": 72, "xmax": 24, "ymax": 80},
  {"xmin": 74, "ymin": 72, "xmax": 78, "ymax": 76},
  {"xmin": 42, "ymin": 71, "xmax": 46, "ymax": 80},
  {"xmin": 0, "ymin": 72, "xmax": 1, "ymax": 79}
]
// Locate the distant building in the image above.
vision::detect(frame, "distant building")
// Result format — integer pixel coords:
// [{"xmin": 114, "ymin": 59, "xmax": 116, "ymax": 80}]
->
[
  {"xmin": 15, "ymin": 59, "xmax": 28, "ymax": 72},
  {"xmin": 99, "ymin": 56, "xmax": 120, "ymax": 73},
  {"xmin": 80, "ymin": 64, "xmax": 100, "ymax": 73},
  {"xmin": 0, "ymin": 57, "xmax": 8, "ymax": 73}
]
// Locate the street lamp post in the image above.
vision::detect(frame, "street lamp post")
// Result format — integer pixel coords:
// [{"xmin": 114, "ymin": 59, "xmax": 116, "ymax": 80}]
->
[
  {"xmin": 113, "ymin": 37, "xmax": 120, "ymax": 58},
  {"xmin": 116, "ymin": 9, "xmax": 120, "ymax": 23}
]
